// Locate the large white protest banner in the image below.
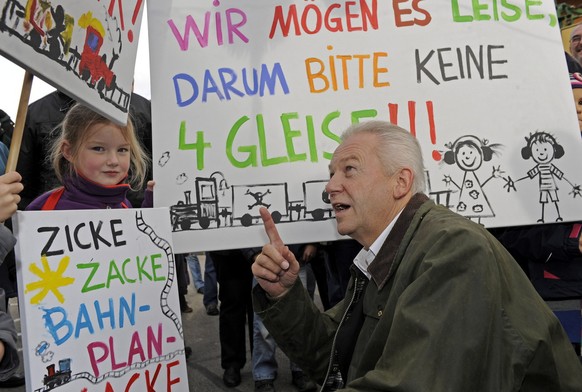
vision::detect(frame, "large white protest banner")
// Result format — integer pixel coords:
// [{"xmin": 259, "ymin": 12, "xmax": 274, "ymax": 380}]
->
[
  {"xmin": 13, "ymin": 208, "xmax": 189, "ymax": 392},
  {"xmin": 0, "ymin": 0, "xmax": 144, "ymax": 124},
  {"xmin": 148, "ymin": 0, "xmax": 582, "ymax": 253}
]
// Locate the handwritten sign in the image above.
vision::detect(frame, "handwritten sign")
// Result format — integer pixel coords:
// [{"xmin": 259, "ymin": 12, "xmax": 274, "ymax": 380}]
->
[
  {"xmin": 148, "ymin": 0, "xmax": 582, "ymax": 253},
  {"xmin": 0, "ymin": 0, "xmax": 144, "ymax": 124},
  {"xmin": 13, "ymin": 208, "xmax": 189, "ymax": 392}
]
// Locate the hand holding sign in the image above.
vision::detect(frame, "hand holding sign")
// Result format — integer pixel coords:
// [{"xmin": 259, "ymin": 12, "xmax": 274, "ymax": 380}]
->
[
  {"xmin": 252, "ymin": 207, "xmax": 300, "ymax": 298},
  {"xmin": 0, "ymin": 171, "xmax": 23, "ymax": 223}
]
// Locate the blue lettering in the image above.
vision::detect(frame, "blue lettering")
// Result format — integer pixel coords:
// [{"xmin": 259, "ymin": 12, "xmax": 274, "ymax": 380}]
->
[
  {"xmin": 94, "ymin": 298, "xmax": 115, "ymax": 330},
  {"xmin": 218, "ymin": 68, "xmax": 244, "ymax": 99},
  {"xmin": 173, "ymin": 73, "xmax": 199, "ymax": 107},
  {"xmin": 172, "ymin": 62, "xmax": 290, "ymax": 106},
  {"xmin": 119, "ymin": 293, "xmax": 136, "ymax": 328},
  {"xmin": 75, "ymin": 303, "xmax": 95, "ymax": 338},
  {"xmin": 43, "ymin": 307, "xmax": 72, "ymax": 346},
  {"xmin": 260, "ymin": 63, "xmax": 290, "ymax": 96}
]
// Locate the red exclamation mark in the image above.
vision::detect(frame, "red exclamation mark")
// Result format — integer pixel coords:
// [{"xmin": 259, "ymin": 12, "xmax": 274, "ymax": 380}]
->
[
  {"xmin": 408, "ymin": 101, "xmax": 416, "ymax": 137},
  {"xmin": 128, "ymin": 0, "xmax": 144, "ymax": 43},
  {"xmin": 108, "ymin": 0, "xmax": 143, "ymax": 43},
  {"xmin": 388, "ymin": 103, "xmax": 398, "ymax": 125},
  {"xmin": 426, "ymin": 101, "xmax": 441, "ymax": 161},
  {"xmin": 108, "ymin": 0, "xmax": 125, "ymax": 31}
]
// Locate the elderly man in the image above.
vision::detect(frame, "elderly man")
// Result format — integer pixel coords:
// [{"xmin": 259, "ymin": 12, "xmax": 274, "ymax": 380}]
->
[
  {"xmin": 570, "ymin": 24, "xmax": 582, "ymax": 68},
  {"xmin": 251, "ymin": 121, "xmax": 582, "ymax": 391}
]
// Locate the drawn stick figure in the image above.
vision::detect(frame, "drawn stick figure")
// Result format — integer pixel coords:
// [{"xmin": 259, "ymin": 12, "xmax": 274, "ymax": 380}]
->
[
  {"xmin": 504, "ymin": 131, "xmax": 581, "ymax": 223},
  {"xmin": 442, "ymin": 135, "xmax": 505, "ymax": 224}
]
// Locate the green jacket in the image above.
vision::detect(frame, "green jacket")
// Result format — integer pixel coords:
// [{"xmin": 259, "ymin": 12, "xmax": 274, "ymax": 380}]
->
[{"xmin": 254, "ymin": 194, "xmax": 582, "ymax": 391}]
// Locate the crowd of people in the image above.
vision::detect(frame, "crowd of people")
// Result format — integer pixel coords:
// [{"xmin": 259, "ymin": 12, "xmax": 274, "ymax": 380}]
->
[{"xmin": 0, "ymin": 20, "xmax": 581, "ymax": 392}]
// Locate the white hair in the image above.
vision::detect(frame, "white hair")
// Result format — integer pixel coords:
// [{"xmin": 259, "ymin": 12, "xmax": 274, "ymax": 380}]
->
[{"xmin": 341, "ymin": 120, "xmax": 426, "ymax": 194}]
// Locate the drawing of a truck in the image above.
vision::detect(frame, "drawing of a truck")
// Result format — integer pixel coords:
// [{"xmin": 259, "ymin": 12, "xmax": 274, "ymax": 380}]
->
[{"xmin": 170, "ymin": 177, "xmax": 333, "ymax": 231}]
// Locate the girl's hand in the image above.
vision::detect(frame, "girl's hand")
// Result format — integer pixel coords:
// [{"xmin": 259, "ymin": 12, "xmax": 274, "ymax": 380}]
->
[
  {"xmin": 0, "ymin": 171, "xmax": 23, "ymax": 223},
  {"xmin": 147, "ymin": 180, "xmax": 155, "ymax": 192}
]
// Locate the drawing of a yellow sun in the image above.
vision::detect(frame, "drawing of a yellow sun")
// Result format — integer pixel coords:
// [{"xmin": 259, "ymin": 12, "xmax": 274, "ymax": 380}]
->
[{"xmin": 25, "ymin": 255, "xmax": 75, "ymax": 304}]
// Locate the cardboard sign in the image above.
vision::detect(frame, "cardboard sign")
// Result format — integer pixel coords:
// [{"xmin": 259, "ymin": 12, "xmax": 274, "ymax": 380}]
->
[
  {"xmin": 0, "ymin": 0, "xmax": 144, "ymax": 124},
  {"xmin": 13, "ymin": 208, "xmax": 189, "ymax": 392},
  {"xmin": 149, "ymin": 0, "xmax": 582, "ymax": 253}
]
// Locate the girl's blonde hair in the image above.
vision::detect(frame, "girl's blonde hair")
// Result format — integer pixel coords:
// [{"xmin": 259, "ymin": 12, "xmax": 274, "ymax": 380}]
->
[{"xmin": 50, "ymin": 103, "xmax": 149, "ymax": 190}]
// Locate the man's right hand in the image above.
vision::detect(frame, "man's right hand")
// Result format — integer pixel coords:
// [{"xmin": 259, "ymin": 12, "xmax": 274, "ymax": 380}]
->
[
  {"xmin": 251, "ymin": 207, "xmax": 300, "ymax": 298},
  {"xmin": 0, "ymin": 172, "xmax": 22, "ymax": 223}
]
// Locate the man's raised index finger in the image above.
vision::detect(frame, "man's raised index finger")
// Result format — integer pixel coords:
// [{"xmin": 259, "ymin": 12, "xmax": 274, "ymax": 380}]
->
[{"xmin": 259, "ymin": 207, "xmax": 284, "ymax": 246}]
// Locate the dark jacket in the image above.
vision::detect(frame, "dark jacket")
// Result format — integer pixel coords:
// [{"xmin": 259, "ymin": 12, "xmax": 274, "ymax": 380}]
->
[
  {"xmin": 0, "ymin": 226, "xmax": 18, "ymax": 381},
  {"xmin": 17, "ymin": 91, "xmax": 152, "ymax": 208},
  {"xmin": 491, "ymin": 223, "xmax": 582, "ymax": 300},
  {"xmin": 254, "ymin": 194, "xmax": 582, "ymax": 391},
  {"xmin": 25, "ymin": 174, "xmax": 134, "ymax": 211}
]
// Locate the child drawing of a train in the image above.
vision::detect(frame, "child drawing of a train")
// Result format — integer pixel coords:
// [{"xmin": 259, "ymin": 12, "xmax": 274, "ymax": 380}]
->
[
  {"xmin": 170, "ymin": 175, "xmax": 333, "ymax": 231},
  {"xmin": 44, "ymin": 358, "xmax": 72, "ymax": 390},
  {"xmin": 0, "ymin": 0, "xmax": 131, "ymax": 111}
]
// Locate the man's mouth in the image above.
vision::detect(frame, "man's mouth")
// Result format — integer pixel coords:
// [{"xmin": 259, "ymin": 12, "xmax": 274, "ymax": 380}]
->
[{"xmin": 333, "ymin": 203, "xmax": 350, "ymax": 212}]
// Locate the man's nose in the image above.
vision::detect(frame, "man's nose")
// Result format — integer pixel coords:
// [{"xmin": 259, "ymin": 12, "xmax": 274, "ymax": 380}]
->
[{"xmin": 325, "ymin": 175, "xmax": 340, "ymax": 196}]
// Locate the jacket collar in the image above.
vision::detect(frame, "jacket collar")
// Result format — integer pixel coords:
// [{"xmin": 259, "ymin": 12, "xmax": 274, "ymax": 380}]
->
[
  {"xmin": 63, "ymin": 173, "xmax": 130, "ymax": 207},
  {"xmin": 367, "ymin": 193, "xmax": 429, "ymax": 289}
]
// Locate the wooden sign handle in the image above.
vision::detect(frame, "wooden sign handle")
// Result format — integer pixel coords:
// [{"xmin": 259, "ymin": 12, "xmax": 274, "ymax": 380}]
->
[{"xmin": 6, "ymin": 71, "xmax": 34, "ymax": 173}]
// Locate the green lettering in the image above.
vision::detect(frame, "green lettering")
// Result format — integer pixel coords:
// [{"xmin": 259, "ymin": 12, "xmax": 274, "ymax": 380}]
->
[
  {"xmin": 306, "ymin": 115, "xmax": 318, "ymax": 162},
  {"xmin": 122, "ymin": 258, "xmax": 136, "ymax": 283},
  {"xmin": 281, "ymin": 113, "xmax": 306, "ymax": 163},
  {"xmin": 500, "ymin": 0, "xmax": 521, "ymax": 21},
  {"xmin": 451, "ymin": 0, "xmax": 473, "ymax": 22},
  {"xmin": 178, "ymin": 121, "xmax": 211, "ymax": 170},
  {"xmin": 226, "ymin": 116, "xmax": 257, "ymax": 168},
  {"xmin": 351, "ymin": 109, "xmax": 378, "ymax": 124},
  {"xmin": 151, "ymin": 254, "xmax": 165, "ymax": 282},
  {"xmin": 322, "ymin": 111, "xmax": 342, "ymax": 160},
  {"xmin": 136, "ymin": 256, "xmax": 153, "ymax": 281},
  {"xmin": 473, "ymin": 0, "xmax": 490, "ymax": 21},
  {"xmin": 107, "ymin": 260, "xmax": 125, "ymax": 288},
  {"xmin": 257, "ymin": 114, "xmax": 288, "ymax": 167},
  {"xmin": 78, "ymin": 262, "xmax": 105, "ymax": 293},
  {"xmin": 525, "ymin": 0, "xmax": 543, "ymax": 20}
]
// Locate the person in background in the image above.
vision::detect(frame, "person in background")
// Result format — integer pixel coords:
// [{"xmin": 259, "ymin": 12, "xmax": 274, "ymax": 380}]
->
[
  {"xmin": 487, "ymin": 72, "xmax": 582, "ymax": 360},
  {"xmin": 187, "ymin": 252, "xmax": 205, "ymax": 294},
  {"xmin": 0, "ymin": 109, "xmax": 13, "ymax": 170},
  {"xmin": 203, "ymin": 252, "xmax": 219, "ymax": 316},
  {"xmin": 16, "ymin": 89, "xmax": 152, "ymax": 209},
  {"xmin": 252, "ymin": 120, "xmax": 582, "ymax": 391},
  {"xmin": 25, "ymin": 103, "xmax": 148, "ymax": 210},
  {"xmin": 208, "ymin": 248, "xmax": 255, "ymax": 388},
  {"xmin": 570, "ymin": 72, "xmax": 582, "ymax": 135},
  {"xmin": 0, "ymin": 171, "xmax": 25, "ymax": 388},
  {"xmin": 322, "ymin": 239, "xmax": 362, "ymax": 307},
  {"xmin": 252, "ymin": 244, "xmax": 317, "ymax": 392},
  {"xmin": 570, "ymin": 23, "xmax": 582, "ymax": 68},
  {"xmin": 0, "ymin": 110, "xmax": 15, "ymax": 306},
  {"xmin": 22, "ymin": 102, "xmax": 196, "ymax": 359}
]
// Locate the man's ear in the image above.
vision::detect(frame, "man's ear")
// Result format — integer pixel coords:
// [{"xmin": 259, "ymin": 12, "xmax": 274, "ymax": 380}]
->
[
  {"xmin": 393, "ymin": 168, "xmax": 413, "ymax": 199},
  {"xmin": 62, "ymin": 141, "xmax": 73, "ymax": 162}
]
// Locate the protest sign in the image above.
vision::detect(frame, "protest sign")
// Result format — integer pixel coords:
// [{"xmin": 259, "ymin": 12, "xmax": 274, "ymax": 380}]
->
[
  {"xmin": 149, "ymin": 0, "xmax": 582, "ymax": 253},
  {"xmin": 0, "ymin": 0, "xmax": 144, "ymax": 124},
  {"xmin": 13, "ymin": 207, "xmax": 189, "ymax": 392}
]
